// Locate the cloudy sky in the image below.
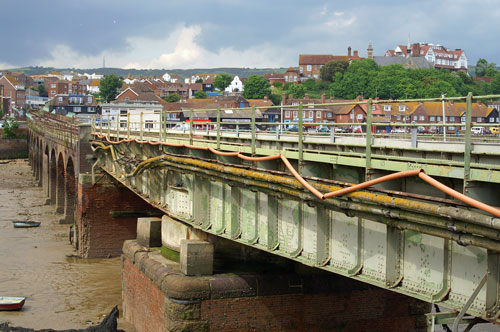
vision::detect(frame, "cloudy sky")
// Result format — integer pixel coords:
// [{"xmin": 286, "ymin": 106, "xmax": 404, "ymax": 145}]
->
[{"xmin": 1, "ymin": 0, "xmax": 499, "ymax": 70}]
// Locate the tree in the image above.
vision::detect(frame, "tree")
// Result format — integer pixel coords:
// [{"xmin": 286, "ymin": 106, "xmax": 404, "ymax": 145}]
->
[
  {"xmin": 195, "ymin": 78, "xmax": 203, "ymax": 83},
  {"xmin": 485, "ymin": 67, "xmax": 499, "ymax": 78},
  {"xmin": 286, "ymin": 84, "xmax": 306, "ymax": 99},
  {"xmin": 243, "ymin": 75, "xmax": 272, "ymax": 99},
  {"xmin": 214, "ymin": 73, "xmax": 233, "ymax": 90},
  {"xmin": 320, "ymin": 60, "xmax": 349, "ymax": 82},
  {"xmin": 165, "ymin": 93, "xmax": 181, "ymax": 103},
  {"xmin": 194, "ymin": 90, "xmax": 207, "ymax": 99},
  {"xmin": 99, "ymin": 74, "xmax": 123, "ymax": 102},
  {"xmin": 2, "ymin": 118, "xmax": 19, "ymax": 139},
  {"xmin": 269, "ymin": 93, "xmax": 282, "ymax": 105},
  {"xmin": 37, "ymin": 84, "xmax": 48, "ymax": 97},
  {"xmin": 476, "ymin": 58, "xmax": 497, "ymax": 77},
  {"xmin": 273, "ymin": 81, "xmax": 283, "ymax": 88}
]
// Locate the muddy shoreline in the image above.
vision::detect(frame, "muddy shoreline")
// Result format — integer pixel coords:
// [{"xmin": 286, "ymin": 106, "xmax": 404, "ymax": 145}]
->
[{"xmin": 0, "ymin": 159, "xmax": 132, "ymax": 331}]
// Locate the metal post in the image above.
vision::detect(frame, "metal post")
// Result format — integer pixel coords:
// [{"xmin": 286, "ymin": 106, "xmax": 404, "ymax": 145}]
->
[
  {"xmin": 127, "ymin": 113, "xmax": 130, "ymax": 139},
  {"xmin": 442, "ymin": 94, "xmax": 447, "ymax": 142},
  {"xmin": 298, "ymin": 103, "xmax": 304, "ymax": 167},
  {"xmin": 411, "ymin": 126, "xmax": 417, "ymax": 148},
  {"xmin": 365, "ymin": 98, "xmax": 373, "ymax": 178},
  {"xmin": 216, "ymin": 107, "xmax": 221, "ymax": 149},
  {"xmin": 116, "ymin": 112, "xmax": 119, "ymax": 141},
  {"xmin": 280, "ymin": 101, "xmax": 283, "ymax": 133},
  {"xmin": 463, "ymin": 92, "xmax": 473, "ymax": 193},
  {"xmin": 251, "ymin": 106, "xmax": 256, "ymax": 155},
  {"xmin": 189, "ymin": 109, "xmax": 194, "ymax": 146},
  {"xmin": 100, "ymin": 114, "xmax": 103, "ymax": 135},
  {"xmin": 160, "ymin": 110, "xmax": 164, "ymax": 142},
  {"xmin": 330, "ymin": 125, "xmax": 335, "ymax": 143},
  {"xmin": 107, "ymin": 114, "xmax": 110, "ymax": 138},
  {"xmin": 140, "ymin": 112, "xmax": 143, "ymax": 140}
]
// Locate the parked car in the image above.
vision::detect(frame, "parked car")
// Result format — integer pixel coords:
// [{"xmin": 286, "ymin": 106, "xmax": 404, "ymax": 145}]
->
[
  {"xmin": 471, "ymin": 127, "xmax": 485, "ymax": 135},
  {"xmin": 316, "ymin": 125, "xmax": 330, "ymax": 133}
]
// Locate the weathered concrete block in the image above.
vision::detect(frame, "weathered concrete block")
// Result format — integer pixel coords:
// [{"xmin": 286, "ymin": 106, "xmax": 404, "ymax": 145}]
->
[
  {"xmin": 137, "ymin": 217, "xmax": 162, "ymax": 248},
  {"xmin": 180, "ymin": 240, "xmax": 213, "ymax": 276},
  {"xmin": 162, "ymin": 215, "xmax": 207, "ymax": 251}
]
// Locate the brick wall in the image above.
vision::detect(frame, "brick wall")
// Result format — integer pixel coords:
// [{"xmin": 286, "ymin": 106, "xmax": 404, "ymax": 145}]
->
[
  {"xmin": 0, "ymin": 138, "xmax": 27, "ymax": 159},
  {"xmin": 201, "ymin": 290, "xmax": 426, "ymax": 332},
  {"xmin": 122, "ymin": 258, "xmax": 166, "ymax": 332},
  {"xmin": 122, "ymin": 241, "xmax": 430, "ymax": 332},
  {"xmin": 76, "ymin": 174, "xmax": 158, "ymax": 258}
]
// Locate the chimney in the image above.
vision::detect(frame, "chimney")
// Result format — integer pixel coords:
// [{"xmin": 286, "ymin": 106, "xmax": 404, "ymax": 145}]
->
[
  {"xmin": 348, "ymin": 46, "xmax": 352, "ymax": 59},
  {"xmin": 357, "ymin": 95, "xmax": 363, "ymax": 101},
  {"xmin": 477, "ymin": 100, "xmax": 482, "ymax": 106},
  {"xmin": 264, "ymin": 95, "xmax": 268, "ymax": 102},
  {"xmin": 321, "ymin": 94, "xmax": 326, "ymax": 103},
  {"xmin": 304, "ymin": 93, "xmax": 310, "ymax": 100},
  {"xmin": 353, "ymin": 50, "xmax": 359, "ymax": 58}
]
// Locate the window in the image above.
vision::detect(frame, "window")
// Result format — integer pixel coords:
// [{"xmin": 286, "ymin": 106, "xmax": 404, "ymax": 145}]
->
[
  {"xmin": 357, "ymin": 114, "xmax": 363, "ymax": 120},
  {"xmin": 313, "ymin": 74, "xmax": 318, "ymax": 79},
  {"xmin": 120, "ymin": 110, "xmax": 127, "ymax": 115},
  {"xmin": 437, "ymin": 116, "xmax": 442, "ymax": 121},
  {"xmin": 430, "ymin": 116, "xmax": 436, "ymax": 121},
  {"xmin": 300, "ymin": 66, "xmax": 303, "ymax": 73},
  {"xmin": 461, "ymin": 116, "xmax": 466, "ymax": 122},
  {"xmin": 294, "ymin": 76, "xmax": 297, "ymax": 82},
  {"xmin": 58, "ymin": 96, "xmax": 63, "ymax": 102},
  {"xmin": 285, "ymin": 111, "xmax": 290, "ymax": 118},
  {"xmin": 490, "ymin": 117, "xmax": 495, "ymax": 123},
  {"xmin": 306, "ymin": 65, "xmax": 312, "ymax": 71},
  {"xmin": 449, "ymin": 116, "xmax": 455, "ymax": 122},
  {"xmin": 327, "ymin": 112, "xmax": 333, "ymax": 117},
  {"xmin": 74, "ymin": 106, "xmax": 81, "ymax": 112},
  {"xmin": 285, "ymin": 76, "xmax": 288, "ymax": 82},
  {"xmin": 88, "ymin": 107, "xmax": 95, "ymax": 112},
  {"xmin": 384, "ymin": 105, "xmax": 391, "ymax": 111},
  {"xmin": 372, "ymin": 105, "xmax": 375, "ymax": 110},
  {"xmin": 413, "ymin": 115, "xmax": 417, "ymax": 121},
  {"xmin": 350, "ymin": 113, "xmax": 354, "ymax": 119},
  {"xmin": 399, "ymin": 105, "xmax": 406, "ymax": 112},
  {"xmin": 51, "ymin": 84, "xmax": 56, "ymax": 88},
  {"xmin": 88, "ymin": 96, "xmax": 92, "ymax": 103},
  {"xmin": 120, "ymin": 121, "xmax": 127, "ymax": 128},
  {"xmin": 145, "ymin": 120, "xmax": 154, "ymax": 129},
  {"xmin": 309, "ymin": 111, "xmax": 313, "ymax": 118},
  {"xmin": 396, "ymin": 115, "xmax": 401, "ymax": 120},
  {"xmin": 477, "ymin": 117, "xmax": 482, "ymax": 123},
  {"xmin": 316, "ymin": 111, "xmax": 321, "ymax": 118},
  {"xmin": 419, "ymin": 115, "xmax": 425, "ymax": 121},
  {"xmin": 293, "ymin": 111, "xmax": 298, "ymax": 117}
]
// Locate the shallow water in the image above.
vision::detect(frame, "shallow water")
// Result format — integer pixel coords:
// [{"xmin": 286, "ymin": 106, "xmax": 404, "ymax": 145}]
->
[{"xmin": 0, "ymin": 159, "xmax": 124, "ymax": 330}]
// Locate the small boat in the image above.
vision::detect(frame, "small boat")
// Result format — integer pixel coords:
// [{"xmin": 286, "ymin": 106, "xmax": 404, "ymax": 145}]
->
[
  {"xmin": 12, "ymin": 221, "xmax": 40, "ymax": 228},
  {"xmin": 0, "ymin": 297, "xmax": 26, "ymax": 311}
]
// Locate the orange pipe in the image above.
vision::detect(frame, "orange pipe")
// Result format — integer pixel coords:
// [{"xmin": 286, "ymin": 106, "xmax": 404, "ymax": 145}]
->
[
  {"xmin": 238, "ymin": 154, "xmax": 281, "ymax": 162},
  {"xmin": 323, "ymin": 169, "xmax": 422, "ymax": 199},
  {"xmin": 93, "ymin": 132, "xmax": 500, "ymax": 219},
  {"xmin": 280, "ymin": 155, "xmax": 325, "ymax": 200},
  {"xmin": 418, "ymin": 172, "xmax": 500, "ymax": 218}
]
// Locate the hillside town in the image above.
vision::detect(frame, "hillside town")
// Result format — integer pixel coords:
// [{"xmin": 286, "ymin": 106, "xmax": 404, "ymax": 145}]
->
[{"xmin": 1, "ymin": 41, "xmax": 499, "ymax": 135}]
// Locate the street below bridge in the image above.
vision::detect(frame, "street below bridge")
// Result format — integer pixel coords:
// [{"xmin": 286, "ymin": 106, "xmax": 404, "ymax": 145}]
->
[{"xmin": 0, "ymin": 159, "xmax": 132, "ymax": 331}]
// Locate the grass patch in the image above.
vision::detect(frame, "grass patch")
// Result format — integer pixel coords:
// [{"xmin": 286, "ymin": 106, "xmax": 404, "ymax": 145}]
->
[{"xmin": 161, "ymin": 246, "xmax": 180, "ymax": 262}]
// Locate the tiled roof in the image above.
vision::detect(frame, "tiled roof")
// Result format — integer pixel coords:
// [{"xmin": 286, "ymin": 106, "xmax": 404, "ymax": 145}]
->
[
  {"xmin": 246, "ymin": 99, "xmax": 274, "ymax": 108},
  {"xmin": 299, "ymin": 54, "xmax": 349, "ymax": 65}
]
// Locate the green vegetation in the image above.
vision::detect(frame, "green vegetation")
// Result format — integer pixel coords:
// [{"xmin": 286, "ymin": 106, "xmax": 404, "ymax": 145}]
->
[
  {"xmin": 320, "ymin": 60, "xmax": 349, "ymax": 82},
  {"xmin": 99, "ymin": 74, "xmax": 123, "ymax": 102},
  {"xmin": 194, "ymin": 90, "xmax": 207, "ymax": 99},
  {"xmin": 2, "ymin": 118, "xmax": 19, "ymax": 139},
  {"xmin": 243, "ymin": 75, "xmax": 272, "ymax": 99},
  {"xmin": 37, "ymin": 84, "xmax": 48, "ymax": 97},
  {"xmin": 476, "ymin": 58, "xmax": 497, "ymax": 77},
  {"xmin": 274, "ymin": 59, "xmax": 500, "ymax": 101},
  {"xmin": 213, "ymin": 73, "xmax": 233, "ymax": 90},
  {"xmin": 165, "ymin": 93, "xmax": 181, "ymax": 103}
]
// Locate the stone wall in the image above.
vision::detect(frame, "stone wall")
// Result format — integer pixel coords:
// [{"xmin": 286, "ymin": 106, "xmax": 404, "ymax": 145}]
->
[
  {"xmin": 122, "ymin": 240, "xmax": 430, "ymax": 332},
  {"xmin": 0, "ymin": 138, "xmax": 27, "ymax": 159}
]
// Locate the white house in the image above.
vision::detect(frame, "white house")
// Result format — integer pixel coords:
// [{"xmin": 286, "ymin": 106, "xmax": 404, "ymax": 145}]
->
[
  {"xmin": 83, "ymin": 73, "xmax": 104, "ymax": 80},
  {"xmin": 100, "ymin": 102, "xmax": 163, "ymax": 131},
  {"xmin": 225, "ymin": 76, "xmax": 244, "ymax": 93},
  {"xmin": 386, "ymin": 42, "xmax": 468, "ymax": 71}
]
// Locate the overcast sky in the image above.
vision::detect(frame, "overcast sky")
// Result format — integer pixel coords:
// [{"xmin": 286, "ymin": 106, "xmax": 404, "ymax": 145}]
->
[{"xmin": 1, "ymin": 0, "xmax": 499, "ymax": 70}]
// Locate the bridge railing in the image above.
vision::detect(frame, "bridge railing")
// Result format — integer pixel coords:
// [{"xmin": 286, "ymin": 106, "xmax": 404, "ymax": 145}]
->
[
  {"xmin": 30, "ymin": 111, "xmax": 79, "ymax": 148},
  {"xmin": 91, "ymin": 93, "xmax": 500, "ymax": 145}
]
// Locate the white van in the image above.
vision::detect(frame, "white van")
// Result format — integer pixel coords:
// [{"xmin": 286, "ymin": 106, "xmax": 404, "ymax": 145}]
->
[{"xmin": 471, "ymin": 127, "xmax": 484, "ymax": 135}]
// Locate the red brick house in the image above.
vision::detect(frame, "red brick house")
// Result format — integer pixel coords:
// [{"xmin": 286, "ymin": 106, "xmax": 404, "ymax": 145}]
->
[
  {"xmin": 0, "ymin": 75, "xmax": 26, "ymax": 114},
  {"xmin": 298, "ymin": 54, "xmax": 349, "ymax": 80}
]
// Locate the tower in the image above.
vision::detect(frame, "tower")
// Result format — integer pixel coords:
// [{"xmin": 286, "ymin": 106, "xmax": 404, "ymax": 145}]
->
[{"xmin": 367, "ymin": 41, "xmax": 373, "ymax": 59}]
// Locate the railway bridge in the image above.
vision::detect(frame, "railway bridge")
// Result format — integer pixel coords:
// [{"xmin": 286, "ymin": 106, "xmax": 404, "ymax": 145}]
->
[{"xmin": 27, "ymin": 94, "xmax": 500, "ymax": 332}]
